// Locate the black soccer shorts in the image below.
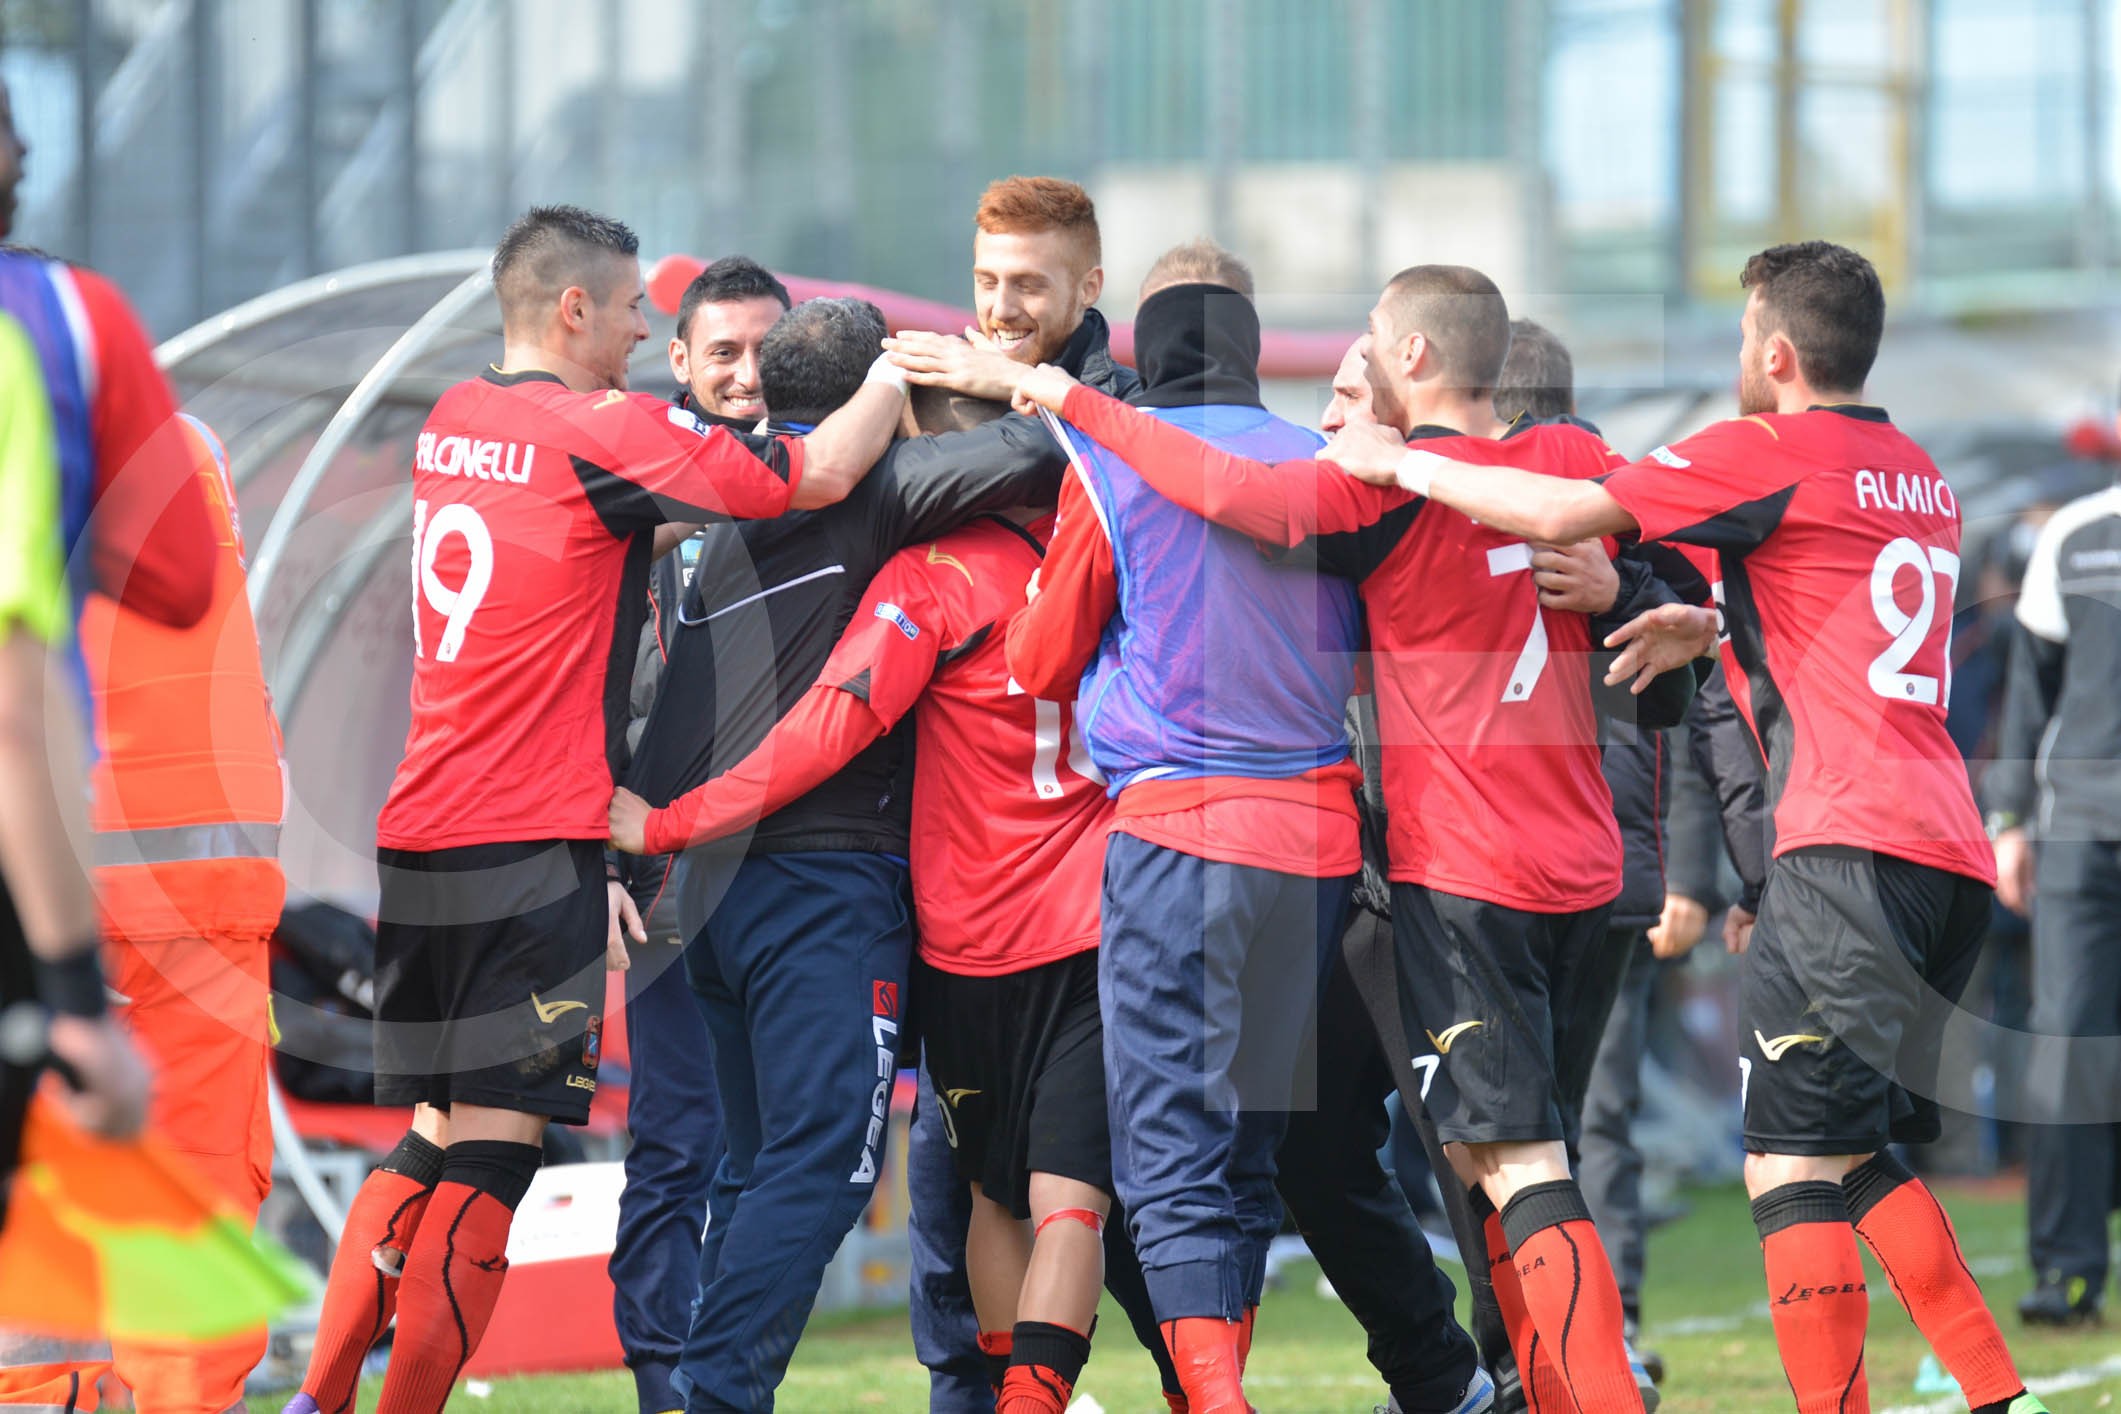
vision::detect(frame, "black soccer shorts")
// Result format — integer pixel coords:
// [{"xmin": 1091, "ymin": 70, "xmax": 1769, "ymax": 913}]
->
[
  {"xmin": 1391, "ymin": 881, "xmax": 1611, "ymax": 1146},
  {"xmin": 372, "ymin": 838, "xmax": 607, "ymax": 1125},
  {"xmin": 916, "ymin": 948, "xmax": 1110, "ymax": 1218},
  {"xmin": 1740, "ymin": 844, "xmax": 1990, "ymax": 1156}
]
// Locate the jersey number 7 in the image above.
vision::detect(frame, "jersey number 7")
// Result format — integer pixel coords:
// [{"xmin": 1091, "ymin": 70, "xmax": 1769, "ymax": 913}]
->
[{"xmin": 1487, "ymin": 542, "xmax": 1551, "ymax": 703}]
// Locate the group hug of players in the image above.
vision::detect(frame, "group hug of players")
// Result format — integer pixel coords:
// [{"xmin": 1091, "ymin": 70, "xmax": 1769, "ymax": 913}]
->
[{"xmin": 278, "ymin": 176, "xmax": 2053, "ymax": 1414}]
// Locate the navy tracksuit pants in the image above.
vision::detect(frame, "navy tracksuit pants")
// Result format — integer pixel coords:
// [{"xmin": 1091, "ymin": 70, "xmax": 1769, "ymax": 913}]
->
[
  {"xmin": 1276, "ymin": 914, "xmax": 1479, "ymax": 1410},
  {"xmin": 907, "ymin": 1060, "xmax": 992, "ymax": 1413},
  {"xmin": 672, "ymin": 850, "xmax": 913, "ymax": 1413},
  {"xmin": 1099, "ymin": 831, "xmax": 1353, "ymax": 1322},
  {"xmin": 613, "ymin": 945, "xmax": 725, "ymax": 1414}
]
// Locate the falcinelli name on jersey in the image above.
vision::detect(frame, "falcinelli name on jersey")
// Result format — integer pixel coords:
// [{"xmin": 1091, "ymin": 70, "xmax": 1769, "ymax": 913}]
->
[
  {"xmin": 414, "ymin": 431, "xmax": 537, "ymax": 484},
  {"xmin": 1854, "ymin": 468, "xmax": 1957, "ymax": 518}
]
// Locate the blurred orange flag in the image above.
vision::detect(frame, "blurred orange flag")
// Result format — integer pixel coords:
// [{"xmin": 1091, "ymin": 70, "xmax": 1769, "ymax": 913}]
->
[{"xmin": 0, "ymin": 1095, "xmax": 308, "ymax": 1343}]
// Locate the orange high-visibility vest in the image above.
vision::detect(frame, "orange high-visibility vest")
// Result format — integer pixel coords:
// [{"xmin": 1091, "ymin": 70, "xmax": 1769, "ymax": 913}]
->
[{"xmin": 79, "ymin": 415, "xmax": 286, "ymax": 942}]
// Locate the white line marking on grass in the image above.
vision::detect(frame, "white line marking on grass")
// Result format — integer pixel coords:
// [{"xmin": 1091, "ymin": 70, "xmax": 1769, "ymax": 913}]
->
[
  {"xmin": 1877, "ymin": 1353, "xmax": 2121, "ymax": 1414},
  {"xmin": 1066, "ymin": 1396, "xmax": 1104, "ymax": 1413},
  {"xmin": 1652, "ymin": 1302, "xmax": 1770, "ymax": 1337}
]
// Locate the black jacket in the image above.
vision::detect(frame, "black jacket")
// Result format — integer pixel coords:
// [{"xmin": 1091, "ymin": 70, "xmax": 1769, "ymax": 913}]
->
[
  {"xmin": 621, "ymin": 310, "xmax": 1139, "ymax": 883},
  {"xmin": 1661, "ymin": 663, "xmax": 1772, "ymax": 915}
]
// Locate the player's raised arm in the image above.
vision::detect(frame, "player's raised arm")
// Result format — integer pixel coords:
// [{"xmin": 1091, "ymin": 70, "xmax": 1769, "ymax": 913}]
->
[
  {"xmin": 1013, "ymin": 366, "xmax": 1400, "ymax": 545},
  {"xmin": 613, "ymin": 549, "xmax": 949, "ymax": 854},
  {"xmin": 1326, "ymin": 417, "xmax": 1639, "ymax": 544},
  {"xmin": 783, "ymin": 353, "xmax": 912, "ymax": 510}
]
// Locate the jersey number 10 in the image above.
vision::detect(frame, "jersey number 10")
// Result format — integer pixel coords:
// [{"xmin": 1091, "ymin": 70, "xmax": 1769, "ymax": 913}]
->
[
  {"xmin": 410, "ymin": 499, "xmax": 494, "ymax": 662},
  {"xmin": 1005, "ymin": 678, "xmax": 1105, "ymax": 799}
]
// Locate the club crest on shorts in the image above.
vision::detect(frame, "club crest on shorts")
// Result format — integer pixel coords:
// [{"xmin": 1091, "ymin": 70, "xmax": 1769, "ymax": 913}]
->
[{"xmin": 583, "ymin": 1013, "xmax": 602, "ymax": 1071}]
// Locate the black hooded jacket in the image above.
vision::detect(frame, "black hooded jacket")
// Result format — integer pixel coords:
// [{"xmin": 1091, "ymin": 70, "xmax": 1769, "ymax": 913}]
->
[{"xmin": 620, "ymin": 309, "xmax": 1139, "ymax": 905}]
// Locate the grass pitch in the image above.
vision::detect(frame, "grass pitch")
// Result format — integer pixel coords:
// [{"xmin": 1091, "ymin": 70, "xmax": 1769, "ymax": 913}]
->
[{"xmin": 281, "ymin": 1182, "xmax": 2121, "ymax": 1411}]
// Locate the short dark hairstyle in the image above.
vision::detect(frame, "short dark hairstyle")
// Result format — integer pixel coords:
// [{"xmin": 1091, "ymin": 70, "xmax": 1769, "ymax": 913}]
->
[
  {"xmin": 491, "ymin": 204, "xmax": 639, "ymax": 330},
  {"xmin": 1379, "ymin": 264, "xmax": 1511, "ymax": 395},
  {"xmin": 675, "ymin": 256, "xmax": 793, "ymax": 341},
  {"xmin": 1739, "ymin": 241, "xmax": 1885, "ymax": 394},
  {"xmin": 1494, "ymin": 318, "xmax": 1575, "ymax": 423},
  {"xmin": 759, "ymin": 297, "xmax": 888, "ymax": 427}
]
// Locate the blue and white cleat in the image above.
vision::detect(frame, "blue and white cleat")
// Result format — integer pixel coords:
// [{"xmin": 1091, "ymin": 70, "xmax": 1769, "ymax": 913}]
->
[
  {"xmin": 280, "ymin": 1397, "xmax": 321, "ymax": 1414},
  {"xmin": 1375, "ymin": 1364, "xmax": 1497, "ymax": 1414}
]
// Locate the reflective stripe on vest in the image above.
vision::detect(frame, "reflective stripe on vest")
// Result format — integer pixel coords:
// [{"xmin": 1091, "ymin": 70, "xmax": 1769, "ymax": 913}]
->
[{"xmin": 92, "ymin": 821, "xmax": 282, "ymax": 869}]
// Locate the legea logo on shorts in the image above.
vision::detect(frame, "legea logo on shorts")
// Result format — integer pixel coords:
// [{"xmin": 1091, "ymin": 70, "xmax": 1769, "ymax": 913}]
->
[{"xmin": 851, "ymin": 980, "xmax": 901, "ymax": 1184}]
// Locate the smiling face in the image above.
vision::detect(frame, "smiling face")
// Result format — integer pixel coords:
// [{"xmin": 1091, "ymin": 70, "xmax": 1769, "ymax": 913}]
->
[
  {"xmin": 972, "ymin": 228, "xmax": 1102, "ymax": 366},
  {"xmin": 573, "ymin": 256, "xmax": 651, "ymax": 391},
  {"xmin": 671, "ymin": 295, "xmax": 782, "ymax": 422}
]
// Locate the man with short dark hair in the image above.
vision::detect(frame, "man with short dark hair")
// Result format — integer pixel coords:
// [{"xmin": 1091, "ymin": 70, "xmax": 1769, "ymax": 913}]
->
[
  {"xmin": 610, "ymin": 253, "xmax": 797, "ymax": 1414},
  {"xmin": 670, "ymin": 257, "xmax": 791, "ymax": 426},
  {"xmin": 1329, "ymin": 239, "xmax": 2047, "ymax": 1414},
  {"xmin": 280, "ymin": 204, "xmax": 903, "ymax": 1414},
  {"xmin": 756, "ymin": 298, "xmax": 890, "ymax": 424},
  {"xmin": 620, "ymin": 186, "xmax": 1138, "ymax": 1405}
]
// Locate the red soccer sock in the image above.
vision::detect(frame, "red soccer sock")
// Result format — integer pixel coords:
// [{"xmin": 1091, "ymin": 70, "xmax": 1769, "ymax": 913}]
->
[
  {"xmin": 301, "ymin": 1133, "xmax": 442, "ymax": 1413},
  {"xmin": 977, "ymin": 1330, "xmax": 1014, "ymax": 1398},
  {"xmin": 1754, "ymin": 1182, "xmax": 1871, "ymax": 1414},
  {"xmin": 1501, "ymin": 1181, "xmax": 1642, "ymax": 1414},
  {"xmin": 1846, "ymin": 1155, "xmax": 2023, "ymax": 1408},
  {"xmin": 1160, "ymin": 1317, "xmax": 1251, "ymax": 1414},
  {"xmin": 999, "ymin": 1320, "xmax": 1091, "ymax": 1414},
  {"xmin": 376, "ymin": 1141, "xmax": 540, "ymax": 1414},
  {"xmin": 1476, "ymin": 1191, "xmax": 1578, "ymax": 1414}
]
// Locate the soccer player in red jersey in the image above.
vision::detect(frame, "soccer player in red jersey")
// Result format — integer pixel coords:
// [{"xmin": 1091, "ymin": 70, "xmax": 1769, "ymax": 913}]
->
[
  {"xmin": 1327, "ymin": 242, "xmax": 2047, "ymax": 1414},
  {"xmin": 612, "ymin": 508, "xmax": 1119, "ymax": 1414},
  {"xmin": 282, "ymin": 205, "xmax": 904, "ymax": 1414},
  {"xmin": 1010, "ymin": 264, "xmax": 1692, "ymax": 1414}
]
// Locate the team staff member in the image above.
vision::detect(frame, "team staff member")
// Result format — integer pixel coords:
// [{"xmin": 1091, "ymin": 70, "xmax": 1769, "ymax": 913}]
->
[
  {"xmin": 622, "ymin": 178, "xmax": 1136, "ymax": 1414},
  {"xmin": 75, "ymin": 415, "xmax": 288, "ymax": 1414},
  {"xmin": 1005, "ymin": 243, "xmax": 1371, "ymax": 1414},
  {"xmin": 1984, "ymin": 456, "xmax": 2121, "ymax": 1328},
  {"xmin": 612, "ymin": 256, "xmax": 791, "ymax": 1414},
  {"xmin": 1332, "ymin": 241, "xmax": 2046, "ymax": 1414},
  {"xmin": 281, "ymin": 205, "xmax": 902, "ymax": 1414},
  {"xmin": 1011, "ymin": 264, "xmax": 1698, "ymax": 1414}
]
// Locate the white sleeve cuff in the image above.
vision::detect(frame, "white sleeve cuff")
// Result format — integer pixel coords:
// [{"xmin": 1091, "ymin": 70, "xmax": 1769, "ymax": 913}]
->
[
  {"xmin": 864, "ymin": 352, "xmax": 911, "ymax": 396},
  {"xmin": 1395, "ymin": 448, "xmax": 1442, "ymax": 497}
]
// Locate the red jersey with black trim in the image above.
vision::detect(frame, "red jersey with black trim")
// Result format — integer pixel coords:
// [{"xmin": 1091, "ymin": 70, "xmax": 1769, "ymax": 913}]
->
[
  {"xmin": 822, "ymin": 514, "xmax": 1109, "ymax": 975},
  {"xmin": 376, "ymin": 368, "xmax": 804, "ymax": 851},
  {"xmin": 1049, "ymin": 386, "xmax": 1626, "ymax": 912},
  {"xmin": 1602, "ymin": 406, "xmax": 1992, "ymax": 883}
]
